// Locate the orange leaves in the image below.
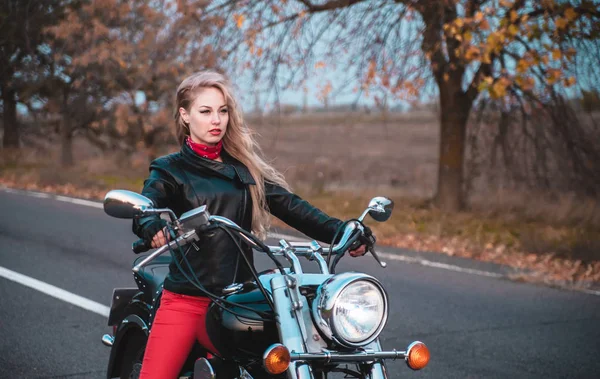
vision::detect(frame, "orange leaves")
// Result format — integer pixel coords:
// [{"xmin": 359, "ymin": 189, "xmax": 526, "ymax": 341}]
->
[
  {"xmin": 365, "ymin": 60, "xmax": 377, "ymax": 86},
  {"xmin": 464, "ymin": 45, "xmax": 481, "ymax": 62},
  {"xmin": 474, "ymin": 11, "xmax": 484, "ymax": 23},
  {"xmin": 486, "ymin": 31, "xmax": 504, "ymax": 55},
  {"xmin": 314, "ymin": 61, "xmax": 326, "ymax": 69},
  {"xmin": 479, "ymin": 19, "xmax": 490, "ymax": 31},
  {"xmin": 515, "ymin": 76, "xmax": 535, "ymax": 91},
  {"xmin": 565, "ymin": 47, "xmax": 577, "ymax": 61},
  {"xmin": 551, "ymin": 49, "xmax": 562, "ymax": 61},
  {"xmin": 507, "ymin": 24, "xmax": 519, "ymax": 36},
  {"xmin": 555, "ymin": 17, "xmax": 568, "ymax": 30},
  {"xmin": 234, "ymin": 14, "xmax": 245, "ymax": 29},
  {"xmin": 563, "ymin": 76, "xmax": 576, "ymax": 87},
  {"xmin": 316, "ymin": 81, "xmax": 332, "ymax": 103},
  {"xmin": 542, "ymin": 55, "xmax": 550, "ymax": 65},
  {"xmin": 516, "ymin": 58, "xmax": 531, "ymax": 74},
  {"xmin": 564, "ymin": 7, "xmax": 578, "ymax": 22},
  {"xmin": 546, "ymin": 69, "xmax": 562, "ymax": 85},
  {"xmin": 490, "ymin": 77, "xmax": 512, "ymax": 99}
]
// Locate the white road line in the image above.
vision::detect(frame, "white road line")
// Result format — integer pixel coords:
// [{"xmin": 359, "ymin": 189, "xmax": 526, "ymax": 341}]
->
[
  {"xmin": 581, "ymin": 288, "xmax": 600, "ymax": 296},
  {"xmin": 0, "ymin": 186, "xmax": 104, "ymax": 209},
  {"xmin": 377, "ymin": 252, "xmax": 504, "ymax": 278},
  {"xmin": 0, "ymin": 266, "xmax": 110, "ymax": 318},
  {"xmin": 55, "ymin": 195, "xmax": 104, "ymax": 209}
]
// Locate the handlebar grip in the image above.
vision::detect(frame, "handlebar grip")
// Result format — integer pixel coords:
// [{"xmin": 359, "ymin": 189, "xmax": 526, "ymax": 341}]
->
[{"xmin": 132, "ymin": 239, "xmax": 151, "ymax": 254}]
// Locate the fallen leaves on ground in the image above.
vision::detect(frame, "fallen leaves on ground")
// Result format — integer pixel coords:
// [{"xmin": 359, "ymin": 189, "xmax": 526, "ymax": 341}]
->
[{"xmin": 379, "ymin": 233, "xmax": 600, "ymax": 289}]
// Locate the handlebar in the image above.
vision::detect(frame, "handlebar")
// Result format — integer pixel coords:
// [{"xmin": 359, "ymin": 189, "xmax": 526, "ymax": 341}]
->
[
  {"xmin": 132, "ymin": 230, "xmax": 199, "ymax": 273},
  {"xmin": 130, "ymin": 210, "xmax": 386, "ymax": 273},
  {"xmin": 132, "ymin": 239, "xmax": 151, "ymax": 254}
]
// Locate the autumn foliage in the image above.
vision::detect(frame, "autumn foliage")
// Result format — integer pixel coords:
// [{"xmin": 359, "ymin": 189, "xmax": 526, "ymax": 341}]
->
[{"xmin": 42, "ymin": 0, "xmax": 215, "ymax": 164}]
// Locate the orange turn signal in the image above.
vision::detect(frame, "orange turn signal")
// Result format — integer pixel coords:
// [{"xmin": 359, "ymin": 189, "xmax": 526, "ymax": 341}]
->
[
  {"xmin": 406, "ymin": 341, "xmax": 430, "ymax": 370},
  {"xmin": 263, "ymin": 344, "xmax": 291, "ymax": 374}
]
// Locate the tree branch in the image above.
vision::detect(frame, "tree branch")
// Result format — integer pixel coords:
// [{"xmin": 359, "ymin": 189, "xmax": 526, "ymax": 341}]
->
[{"xmin": 298, "ymin": 0, "xmax": 368, "ymax": 13}]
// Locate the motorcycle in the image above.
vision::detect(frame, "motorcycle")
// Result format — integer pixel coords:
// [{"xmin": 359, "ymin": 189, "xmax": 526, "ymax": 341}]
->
[{"xmin": 101, "ymin": 189, "xmax": 430, "ymax": 379}]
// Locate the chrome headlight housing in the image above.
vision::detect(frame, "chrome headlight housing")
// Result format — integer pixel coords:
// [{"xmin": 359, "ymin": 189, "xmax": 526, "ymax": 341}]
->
[{"xmin": 312, "ymin": 272, "xmax": 388, "ymax": 348}]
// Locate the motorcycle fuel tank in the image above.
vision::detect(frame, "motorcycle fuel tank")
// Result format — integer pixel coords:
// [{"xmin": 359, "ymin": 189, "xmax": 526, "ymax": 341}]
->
[{"xmin": 206, "ymin": 287, "xmax": 279, "ymax": 359}]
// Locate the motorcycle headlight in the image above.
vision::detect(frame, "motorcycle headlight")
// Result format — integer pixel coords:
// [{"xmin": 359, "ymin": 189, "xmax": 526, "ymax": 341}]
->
[{"xmin": 312, "ymin": 273, "xmax": 388, "ymax": 347}]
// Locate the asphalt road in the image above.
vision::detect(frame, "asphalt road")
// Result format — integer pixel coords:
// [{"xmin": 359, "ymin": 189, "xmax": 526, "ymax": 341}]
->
[{"xmin": 1, "ymin": 189, "xmax": 599, "ymax": 379}]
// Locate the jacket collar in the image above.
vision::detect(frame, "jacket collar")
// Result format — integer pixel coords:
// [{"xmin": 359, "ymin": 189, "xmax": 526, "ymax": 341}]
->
[{"xmin": 181, "ymin": 142, "xmax": 256, "ymax": 185}]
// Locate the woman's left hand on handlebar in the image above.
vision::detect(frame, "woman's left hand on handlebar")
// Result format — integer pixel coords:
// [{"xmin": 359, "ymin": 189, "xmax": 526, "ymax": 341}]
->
[{"xmin": 349, "ymin": 244, "xmax": 367, "ymax": 257}]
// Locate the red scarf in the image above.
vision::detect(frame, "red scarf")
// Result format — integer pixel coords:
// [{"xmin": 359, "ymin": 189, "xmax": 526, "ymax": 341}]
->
[{"xmin": 186, "ymin": 136, "xmax": 223, "ymax": 160}]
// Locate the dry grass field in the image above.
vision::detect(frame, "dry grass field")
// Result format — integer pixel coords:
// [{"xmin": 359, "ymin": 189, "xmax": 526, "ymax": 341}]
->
[{"xmin": 249, "ymin": 111, "xmax": 440, "ymax": 197}]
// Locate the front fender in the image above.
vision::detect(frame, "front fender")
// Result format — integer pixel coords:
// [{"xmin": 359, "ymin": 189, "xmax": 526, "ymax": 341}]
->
[{"xmin": 106, "ymin": 314, "xmax": 150, "ymax": 379}]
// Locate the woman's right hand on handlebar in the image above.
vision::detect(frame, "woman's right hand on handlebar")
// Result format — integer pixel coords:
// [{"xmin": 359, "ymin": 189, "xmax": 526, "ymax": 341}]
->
[
  {"xmin": 151, "ymin": 228, "xmax": 169, "ymax": 248},
  {"xmin": 141, "ymin": 219, "xmax": 169, "ymax": 248}
]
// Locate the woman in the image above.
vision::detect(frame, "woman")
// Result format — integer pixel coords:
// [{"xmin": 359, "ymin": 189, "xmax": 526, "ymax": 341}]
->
[{"xmin": 133, "ymin": 71, "xmax": 367, "ymax": 379}]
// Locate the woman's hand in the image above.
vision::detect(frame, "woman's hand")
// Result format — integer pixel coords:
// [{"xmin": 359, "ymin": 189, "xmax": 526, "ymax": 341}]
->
[
  {"xmin": 150, "ymin": 227, "xmax": 169, "ymax": 248},
  {"xmin": 349, "ymin": 244, "xmax": 367, "ymax": 257},
  {"xmin": 142, "ymin": 219, "xmax": 169, "ymax": 249},
  {"xmin": 349, "ymin": 227, "xmax": 376, "ymax": 257}
]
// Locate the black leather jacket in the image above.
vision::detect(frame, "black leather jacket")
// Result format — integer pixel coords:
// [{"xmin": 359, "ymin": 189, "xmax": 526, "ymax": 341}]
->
[{"xmin": 133, "ymin": 143, "xmax": 343, "ymax": 296}]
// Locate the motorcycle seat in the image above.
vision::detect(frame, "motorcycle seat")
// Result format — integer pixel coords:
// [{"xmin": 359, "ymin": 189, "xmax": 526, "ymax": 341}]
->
[{"xmin": 133, "ymin": 254, "xmax": 172, "ymax": 302}]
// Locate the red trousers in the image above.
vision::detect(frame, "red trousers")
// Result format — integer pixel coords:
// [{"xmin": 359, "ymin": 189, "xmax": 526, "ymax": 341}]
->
[{"xmin": 139, "ymin": 289, "xmax": 219, "ymax": 379}]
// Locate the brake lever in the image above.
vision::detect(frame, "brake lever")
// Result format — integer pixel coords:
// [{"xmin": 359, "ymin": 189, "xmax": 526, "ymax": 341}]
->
[
  {"xmin": 363, "ymin": 226, "xmax": 387, "ymax": 268},
  {"xmin": 369, "ymin": 246, "xmax": 387, "ymax": 268}
]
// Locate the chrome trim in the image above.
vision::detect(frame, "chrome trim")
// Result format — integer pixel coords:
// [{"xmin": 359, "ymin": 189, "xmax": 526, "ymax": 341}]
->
[
  {"xmin": 101, "ymin": 334, "xmax": 114, "ymax": 347},
  {"xmin": 222, "ymin": 283, "xmax": 244, "ymax": 295},
  {"xmin": 119, "ymin": 314, "xmax": 149, "ymax": 334},
  {"xmin": 365, "ymin": 339, "xmax": 388, "ymax": 378},
  {"xmin": 280, "ymin": 240, "xmax": 303, "ymax": 275},
  {"xmin": 369, "ymin": 362, "xmax": 388, "ymax": 379},
  {"xmin": 193, "ymin": 357, "xmax": 216, "ymax": 379},
  {"xmin": 290, "ymin": 349, "xmax": 406, "ymax": 362},
  {"xmin": 332, "ymin": 221, "xmax": 362, "ymax": 253},
  {"xmin": 309, "ymin": 241, "xmax": 329, "ymax": 274},
  {"xmin": 311, "ymin": 272, "xmax": 388, "ymax": 348}
]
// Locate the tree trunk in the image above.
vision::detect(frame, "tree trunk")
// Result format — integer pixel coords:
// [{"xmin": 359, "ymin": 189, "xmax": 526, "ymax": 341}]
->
[
  {"xmin": 2, "ymin": 87, "xmax": 20, "ymax": 149},
  {"xmin": 435, "ymin": 84, "xmax": 472, "ymax": 212},
  {"xmin": 60, "ymin": 115, "xmax": 74, "ymax": 167}
]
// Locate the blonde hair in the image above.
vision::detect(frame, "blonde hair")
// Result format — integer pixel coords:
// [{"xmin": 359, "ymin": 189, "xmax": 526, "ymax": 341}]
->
[{"xmin": 174, "ymin": 71, "xmax": 290, "ymax": 238}]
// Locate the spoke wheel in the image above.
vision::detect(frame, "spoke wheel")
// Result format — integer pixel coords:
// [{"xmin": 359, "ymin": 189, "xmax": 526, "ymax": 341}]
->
[{"xmin": 120, "ymin": 333, "xmax": 146, "ymax": 379}]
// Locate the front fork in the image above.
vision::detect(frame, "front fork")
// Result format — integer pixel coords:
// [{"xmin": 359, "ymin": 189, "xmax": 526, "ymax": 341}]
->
[{"xmin": 271, "ymin": 275, "xmax": 314, "ymax": 379}]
